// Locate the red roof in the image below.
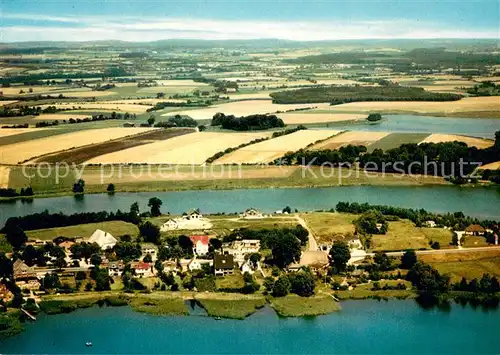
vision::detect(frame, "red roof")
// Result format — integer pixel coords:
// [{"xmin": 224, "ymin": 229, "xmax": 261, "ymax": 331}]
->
[
  {"xmin": 465, "ymin": 224, "xmax": 485, "ymax": 232},
  {"xmin": 190, "ymin": 235, "xmax": 209, "ymax": 245},
  {"xmin": 134, "ymin": 262, "xmax": 151, "ymax": 270}
]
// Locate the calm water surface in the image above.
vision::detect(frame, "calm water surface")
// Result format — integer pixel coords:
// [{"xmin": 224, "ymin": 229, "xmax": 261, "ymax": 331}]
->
[
  {"xmin": 1, "ymin": 186, "xmax": 500, "ymax": 226},
  {"xmin": 1, "ymin": 300, "xmax": 498, "ymax": 354},
  {"xmin": 326, "ymin": 115, "xmax": 500, "ymax": 138}
]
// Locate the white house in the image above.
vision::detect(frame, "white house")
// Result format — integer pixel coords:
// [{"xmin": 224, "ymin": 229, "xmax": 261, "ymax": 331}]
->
[
  {"xmin": 187, "ymin": 258, "xmax": 212, "ymax": 272},
  {"xmin": 141, "ymin": 243, "xmax": 158, "ymax": 261},
  {"xmin": 240, "ymin": 208, "xmax": 264, "ymax": 219},
  {"xmin": 425, "ymin": 220, "xmax": 437, "ymax": 228},
  {"xmin": 222, "ymin": 239, "xmax": 260, "ymax": 265},
  {"xmin": 131, "ymin": 261, "xmax": 153, "ymax": 277},
  {"xmin": 88, "ymin": 229, "xmax": 117, "ymax": 250},
  {"xmin": 189, "ymin": 235, "xmax": 211, "ymax": 256},
  {"xmin": 160, "ymin": 209, "xmax": 212, "ymax": 231}
]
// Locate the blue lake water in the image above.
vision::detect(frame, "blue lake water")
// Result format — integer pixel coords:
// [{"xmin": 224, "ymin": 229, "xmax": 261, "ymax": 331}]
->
[
  {"xmin": 1, "ymin": 300, "xmax": 499, "ymax": 354},
  {"xmin": 1, "ymin": 186, "xmax": 500, "ymax": 226},
  {"xmin": 325, "ymin": 115, "xmax": 500, "ymax": 138}
]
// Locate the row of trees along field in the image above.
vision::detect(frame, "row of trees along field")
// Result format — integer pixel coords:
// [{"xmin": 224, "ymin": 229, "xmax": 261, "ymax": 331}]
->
[
  {"xmin": 270, "ymin": 85, "xmax": 462, "ymax": 104},
  {"xmin": 211, "ymin": 113, "xmax": 285, "ymax": 131}
]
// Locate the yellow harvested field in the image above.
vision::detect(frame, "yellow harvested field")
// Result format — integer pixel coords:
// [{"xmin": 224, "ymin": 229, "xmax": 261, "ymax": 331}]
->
[
  {"xmin": 39, "ymin": 103, "xmax": 150, "ymax": 113},
  {"xmin": 0, "ymin": 166, "xmax": 10, "ymax": 188},
  {"xmin": 227, "ymin": 93, "xmax": 272, "ymax": 100},
  {"xmin": 106, "ymin": 99, "xmax": 184, "ymax": 106},
  {"xmin": 60, "ymin": 91, "xmax": 117, "ymax": 98},
  {"xmin": 324, "ymin": 97, "xmax": 500, "ymax": 114},
  {"xmin": 0, "ymin": 127, "xmax": 156, "ymax": 164},
  {"xmin": 0, "ymin": 128, "xmax": 43, "ymax": 137},
  {"xmin": 215, "ymin": 129, "xmax": 340, "ymax": 164},
  {"xmin": 420, "ymin": 134, "xmax": 494, "ymax": 149},
  {"xmin": 0, "ymin": 100, "xmax": 18, "ymax": 107},
  {"xmin": 277, "ymin": 113, "xmax": 365, "ymax": 124},
  {"xmin": 85, "ymin": 131, "xmax": 272, "ymax": 165},
  {"xmin": 311, "ymin": 131, "xmax": 390, "ymax": 150},
  {"xmin": 0, "ymin": 86, "xmax": 65, "ymax": 95},
  {"xmin": 32, "ymin": 113, "xmax": 92, "ymax": 120},
  {"xmin": 170, "ymin": 100, "xmax": 330, "ymax": 120},
  {"xmin": 156, "ymin": 80, "xmax": 210, "ymax": 86},
  {"xmin": 479, "ymin": 161, "xmax": 500, "ymax": 170}
]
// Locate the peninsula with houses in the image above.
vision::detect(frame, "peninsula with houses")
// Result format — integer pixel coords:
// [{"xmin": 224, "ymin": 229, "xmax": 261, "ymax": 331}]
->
[{"xmin": 0, "ymin": 199, "xmax": 499, "ymax": 339}]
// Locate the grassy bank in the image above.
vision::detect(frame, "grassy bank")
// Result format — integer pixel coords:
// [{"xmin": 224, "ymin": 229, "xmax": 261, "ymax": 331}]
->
[
  {"xmin": 3, "ymin": 165, "xmax": 453, "ymax": 201},
  {"xmin": 194, "ymin": 293, "xmax": 266, "ymax": 319},
  {"xmin": 0, "ymin": 311, "xmax": 24, "ymax": 339},
  {"xmin": 129, "ymin": 296, "xmax": 189, "ymax": 316},
  {"xmin": 335, "ymin": 281, "xmax": 415, "ymax": 300},
  {"xmin": 269, "ymin": 294, "xmax": 341, "ymax": 317}
]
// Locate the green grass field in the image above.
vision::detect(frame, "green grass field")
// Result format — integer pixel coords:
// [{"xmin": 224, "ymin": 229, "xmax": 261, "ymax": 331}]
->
[
  {"xmin": 26, "ymin": 221, "xmax": 139, "ymax": 241},
  {"xmin": 301, "ymin": 212, "xmax": 356, "ymax": 244},
  {"xmin": 195, "ymin": 294, "xmax": 266, "ymax": 319},
  {"xmin": 269, "ymin": 294, "xmax": 340, "ymax": 316},
  {"xmin": 335, "ymin": 280, "xmax": 414, "ymax": 300},
  {"xmin": 367, "ymin": 133, "xmax": 430, "ymax": 152},
  {"xmin": 372, "ymin": 220, "xmax": 453, "ymax": 251},
  {"xmin": 209, "ymin": 216, "xmax": 299, "ymax": 237}
]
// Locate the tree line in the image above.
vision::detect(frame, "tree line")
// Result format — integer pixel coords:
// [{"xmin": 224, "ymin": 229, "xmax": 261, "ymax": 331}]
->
[
  {"xmin": 276, "ymin": 144, "xmax": 366, "ymax": 166},
  {"xmin": 270, "ymin": 85, "xmax": 462, "ymax": 104},
  {"xmin": 211, "ymin": 113, "xmax": 285, "ymax": 131},
  {"xmin": 0, "ymin": 187, "xmax": 33, "ymax": 198},
  {"xmin": 335, "ymin": 201, "xmax": 499, "ymax": 230}
]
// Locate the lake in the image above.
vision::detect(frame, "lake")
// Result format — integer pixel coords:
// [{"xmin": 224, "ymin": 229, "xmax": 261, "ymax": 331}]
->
[
  {"xmin": 1, "ymin": 186, "xmax": 500, "ymax": 226},
  {"xmin": 1, "ymin": 300, "xmax": 499, "ymax": 354},
  {"xmin": 325, "ymin": 115, "xmax": 500, "ymax": 138}
]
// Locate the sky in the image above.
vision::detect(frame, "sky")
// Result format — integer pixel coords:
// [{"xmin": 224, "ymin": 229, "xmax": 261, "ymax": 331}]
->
[{"xmin": 1, "ymin": 0, "xmax": 499, "ymax": 42}]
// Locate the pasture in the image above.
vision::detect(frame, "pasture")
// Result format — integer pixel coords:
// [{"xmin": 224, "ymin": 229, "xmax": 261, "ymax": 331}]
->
[
  {"xmin": 214, "ymin": 129, "xmax": 338, "ymax": 164},
  {"xmin": 277, "ymin": 113, "xmax": 365, "ymax": 124},
  {"xmin": 367, "ymin": 133, "xmax": 430, "ymax": 152},
  {"xmin": 26, "ymin": 221, "xmax": 139, "ymax": 241}
]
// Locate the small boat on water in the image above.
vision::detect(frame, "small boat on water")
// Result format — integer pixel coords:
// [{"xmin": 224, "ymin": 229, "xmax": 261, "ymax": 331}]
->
[
  {"xmin": 214, "ymin": 316, "xmax": 221, "ymax": 320},
  {"xmin": 85, "ymin": 342, "xmax": 92, "ymax": 347}
]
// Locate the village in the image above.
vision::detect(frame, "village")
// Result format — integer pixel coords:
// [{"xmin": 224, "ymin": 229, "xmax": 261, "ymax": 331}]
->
[{"xmin": 2, "ymin": 202, "xmax": 499, "ymax": 314}]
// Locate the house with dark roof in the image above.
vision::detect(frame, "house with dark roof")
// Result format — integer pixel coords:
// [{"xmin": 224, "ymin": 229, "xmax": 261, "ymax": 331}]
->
[
  {"xmin": 214, "ymin": 254, "xmax": 235, "ymax": 276},
  {"xmin": 465, "ymin": 224, "xmax": 486, "ymax": 236}
]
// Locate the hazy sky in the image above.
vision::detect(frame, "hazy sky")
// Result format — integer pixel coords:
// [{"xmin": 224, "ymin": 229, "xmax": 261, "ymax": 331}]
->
[{"xmin": 1, "ymin": 0, "xmax": 499, "ymax": 42}]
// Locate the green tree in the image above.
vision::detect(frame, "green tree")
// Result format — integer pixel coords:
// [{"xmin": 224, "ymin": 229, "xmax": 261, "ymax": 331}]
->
[
  {"xmin": 329, "ymin": 241, "xmax": 350, "ymax": 274},
  {"xmin": 272, "ymin": 275, "xmax": 291, "ymax": 297},
  {"xmin": 139, "ymin": 222, "xmax": 161, "ymax": 245},
  {"xmin": 76, "ymin": 271, "xmax": 87, "ymax": 280},
  {"xmin": 130, "ymin": 202, "xmax": 140, "ymax": 216},
  {"xmin": 148, "ymin": 197, "xmax": 163, "ymax": 217},
  {"xmin": 406, "ymin": 262, "xmax": 450, "ymax": 294},
  {"xmin": 373, "ymin": 252, "xmax": 392, "ymax": 271},
  {"xmin": 289, "ymin": 270, "xmax": 315, "ymax": 297},
  {"xmin": 106, "ymin": 183, "xmax": 115, "ymax": 194},
  {"xmin": 6, "ymin": 226, "xmax": 27, "ymax": 250},
  {"xmin": 143, "ymin": 253, "xmax": 153, "ymax": 263},
  {"xmin": 147, "ymin": 116, "xmax": 156, "ymax": 126},
  {"xmin": 41, "ymin": 272, "xmax": 61, "ymax": 290},
  {"xmin": 263, "ymin": 276, "xmax": 275, "ymax": 292},
  {"xmin": 72, "ymin": 179, "xmax": 85, "ymax": 194},
  {"xmin": 271, "ymin": 233, "xmax": 301, "ymax": 268},
  {"xmin": 90, "ymin": 253, "xmax": 102, "ymax": 267},
  {"xmin": 401, "ymin": 250, "xmax": 417, "ymax": 269}
]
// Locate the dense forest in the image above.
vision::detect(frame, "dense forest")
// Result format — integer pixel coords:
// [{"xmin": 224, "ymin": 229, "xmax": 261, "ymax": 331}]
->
[
  {"xmin": 276, "ymin": 145, "xmax": 367, "ymax": 165},
  {"xmin": 211, "ymin": 113, "xmax": 285, "ymax": 131},
  {"xmin": 270, "ymin": 85, "xmax": 462, "ymax": 104}
]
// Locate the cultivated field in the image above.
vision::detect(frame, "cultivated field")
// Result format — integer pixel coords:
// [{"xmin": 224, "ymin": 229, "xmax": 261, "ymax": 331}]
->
[
  {"xmin": 0, "ymin": 100, "xmax": 19, "ymax": 106},
  {"xmin": 420, "ymin": 134, "xmax": 494, "ymax": 149},
  {"xmin": 310, "ymin": 131, "xmax": 390, "ymax": 150},
  {"xmin": 479, "ymin": 161, "xmax": 500, "ymax": 170},
  {"xmin": 40, "ymin": 103, "xmax": 151, "ymax": 113},
  {"xmin": 301, "ymin": 212, "xmax": 357, "ymax": 244},
  {"xmin": 277, "ymin": 113, "xmax": 365, "ymax": 124},
  {"xmin": 367, "ymin": 133, "xmax": 431, "ymax": 151},
  {"xmin": 85, "ymin": 131, "xmax": 273, "ymax": 165},
  {"xmin": 26, "ymin": 221, "xmax": 139, "ymax": 241},
  {"xmin": 34, "ymin": 128, "xmax": 196, "ymax": 164},
  {"xmin": 0, "ymin": 127, "xmax": 156, "ymax": 164},
  {"xmin": 32, "ymin": 113, "xmax": 92, "ymax": 120},
  {"xmin": 0, "ymin": 166, "xmax": 9, "ymax": 188},
  {"xmin": 214, "ymin": 129, "xmax": 339, "ymax": 164},
  {"xmin": 0, "ymin": 128, "xmax": 45, "ymax": 137},
  {"xmin": 324, "ymin": 97, "xmax": 500, "ymax": 116},
  {"xmin": 169, "ymin": 100, "xmax": 330, "ymax": 120}
]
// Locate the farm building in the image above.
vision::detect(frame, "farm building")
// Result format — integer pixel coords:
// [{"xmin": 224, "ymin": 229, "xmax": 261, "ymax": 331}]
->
[
  {"xmin": 214, "ymin": 254, "xmax": 235, "ymax": 276},
  {"xmin": 88, "ymin": 229, "xmax": 118, "ymax": 250}
]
